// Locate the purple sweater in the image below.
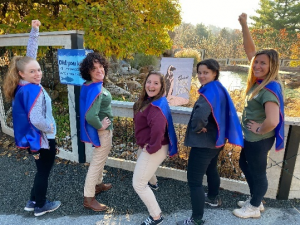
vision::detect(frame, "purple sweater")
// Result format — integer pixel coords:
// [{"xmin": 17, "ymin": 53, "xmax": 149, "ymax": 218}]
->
[{"xmin": 134, "ymin": 104, "xmax": 169, "ymax": 154}]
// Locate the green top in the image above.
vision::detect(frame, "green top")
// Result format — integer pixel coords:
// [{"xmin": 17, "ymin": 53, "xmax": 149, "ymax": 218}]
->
[
  {"xmin": 85, "ymin": 83, "xmax": 113, "ymax": 130},
  {"xmin": 242, "ymin": 83, "xmax": 279, "ymax": 142}
]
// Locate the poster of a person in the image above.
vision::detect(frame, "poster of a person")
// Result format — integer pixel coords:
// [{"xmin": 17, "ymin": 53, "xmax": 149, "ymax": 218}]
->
[{"xmin": 160, "ymin": 57, "xmax": 194, "ymax": 106}]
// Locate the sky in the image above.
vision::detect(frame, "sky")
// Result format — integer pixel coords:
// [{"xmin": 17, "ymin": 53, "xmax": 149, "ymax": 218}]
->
[{"xmin": 179, "ymin": 0, "xmax": 261, "ymax": 30}]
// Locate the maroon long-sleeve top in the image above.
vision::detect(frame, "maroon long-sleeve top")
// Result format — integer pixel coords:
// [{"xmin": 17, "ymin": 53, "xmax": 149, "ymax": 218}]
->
[{"xmin": 134, "ymin": 104, "xmax": 169, "ymax": 154}]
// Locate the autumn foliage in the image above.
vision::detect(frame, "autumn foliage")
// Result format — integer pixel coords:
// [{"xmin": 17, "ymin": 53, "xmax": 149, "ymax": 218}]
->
[{"xmin": 0, "ymin": 0, "xmax": 181, "ymax": 58}]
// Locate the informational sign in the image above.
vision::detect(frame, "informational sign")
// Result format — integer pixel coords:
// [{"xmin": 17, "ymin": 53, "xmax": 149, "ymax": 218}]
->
[
  {"xmin": 57, "ymin": 49, "xmax": 93, "ymax": 86},
  {"xmin": 160, "ymin": 57, "xmax": 194, "ymax": 106}
]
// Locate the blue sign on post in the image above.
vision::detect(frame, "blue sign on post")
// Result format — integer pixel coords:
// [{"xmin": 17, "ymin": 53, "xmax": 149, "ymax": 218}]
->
[{"xmin": 57, "ymin": 49, "xmax": 93, "ymax": 86}]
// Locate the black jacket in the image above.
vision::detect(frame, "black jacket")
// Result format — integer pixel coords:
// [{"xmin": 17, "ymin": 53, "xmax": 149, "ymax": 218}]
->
[{"xmin": 184, "ymin": 96, "xmax": 219, "ymax": 149}]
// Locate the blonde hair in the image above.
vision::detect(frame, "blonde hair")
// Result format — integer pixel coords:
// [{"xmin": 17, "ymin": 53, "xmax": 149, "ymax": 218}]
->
[
  {"xmin": 3, "ymin": 56, "xmax": 36, "ymax": 102},
  {"xmin": 244, "ymin": 49, "xmax": 283, "ymax": 100}
]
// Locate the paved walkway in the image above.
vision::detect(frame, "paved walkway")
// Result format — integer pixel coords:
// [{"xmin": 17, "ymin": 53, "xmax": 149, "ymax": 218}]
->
[
  {"xmin": 1, "ymin": 207, "xmax": 300, "ymax": 225},
  {"xmin": 1, "ymin": 135, "xmax": 300, "ymax": 225}
]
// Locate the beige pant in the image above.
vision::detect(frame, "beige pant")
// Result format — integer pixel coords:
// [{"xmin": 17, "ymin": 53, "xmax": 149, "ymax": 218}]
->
[
  {"xmin": 133, "ymin": 144, "xmax": 168, "ymax": 217},
  {"xmin": 137, "ymin": 148, "xmax": 157, "ymax": 185},
  {"xmin": 84, "ymin": 130, "xmax": 112, "ymax": 197}
]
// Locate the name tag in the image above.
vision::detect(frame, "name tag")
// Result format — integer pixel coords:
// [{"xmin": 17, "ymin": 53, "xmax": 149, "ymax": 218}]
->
[{"xmin": 103, "ymin": 91, "xmax": 108, "ymax": 96}]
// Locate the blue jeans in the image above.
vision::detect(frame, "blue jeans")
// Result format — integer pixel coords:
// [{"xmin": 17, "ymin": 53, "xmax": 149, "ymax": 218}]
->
[
  {"xmin": 239, "ymin": 136, "xmax": 275, "ymax": 207},
  {"xmin": 187, "ymin": 147, "xmax": 221, "ymax": 220}
]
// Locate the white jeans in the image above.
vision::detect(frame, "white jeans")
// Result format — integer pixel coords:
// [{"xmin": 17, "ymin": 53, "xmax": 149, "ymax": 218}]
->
[{"xmin": 132, "ymin": 144, "xmax": 168, "ymax": 217}]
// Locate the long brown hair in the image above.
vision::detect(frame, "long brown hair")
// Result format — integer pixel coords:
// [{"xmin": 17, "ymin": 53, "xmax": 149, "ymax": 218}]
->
[
  {"xmin": 244, "ymin": 49, "xmax": 283, "ymax": 100},
  {"xmin": 133, "ymin": 71, "xmax": 166, "ymax": 114},
  {"xmin": 3, "ymin": 56, "xmax": 36, "ymax": 102}
]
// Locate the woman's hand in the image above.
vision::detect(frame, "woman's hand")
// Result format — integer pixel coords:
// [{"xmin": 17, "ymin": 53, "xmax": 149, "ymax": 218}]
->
[
  {"xmin": 49, "ymin": 123, "xmax": 54, "ymax": 133},
  {"xmin": 197, "ymin": 127, "xmax": 207, "ymax": 133},
  {"xmin": 246, "ymin": 120, "xmax": 262, "ymax": 134},
  {"xmin": 32, "ymin": 20, "xmax": 41, "ymax": 29},
  {"xmin": 238, "ymin": 13, "xmax": 247, "ymax": 26},
  {"xmin": 98, "ymin": 117, "xmax": 111, "ymax": 131}
]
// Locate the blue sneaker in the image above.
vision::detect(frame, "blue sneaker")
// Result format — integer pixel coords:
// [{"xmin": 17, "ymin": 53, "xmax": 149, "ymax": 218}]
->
[
  {"xmin": 24, "ymin": 200, "xmax": 36, "ymax": 211},
  {"xmin": 34, "ymin": 200, "xmax": 61, "ymax": 217},
  {"xmin": 148, "ymin": 182, "xmax": 159, "ymax": 191}
]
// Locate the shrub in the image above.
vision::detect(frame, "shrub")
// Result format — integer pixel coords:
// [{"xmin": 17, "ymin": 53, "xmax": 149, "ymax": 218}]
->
[
  {"xmin": 174, "ymin": 48, "xmax": 201, "ymax": 66},
  {"xmin": 129, "ymin": 53, "xmax": 159, "ymax": 70}
]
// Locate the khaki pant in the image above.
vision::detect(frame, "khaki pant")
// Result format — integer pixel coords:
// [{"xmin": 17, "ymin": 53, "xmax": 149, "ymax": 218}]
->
[
  {"xmin": 132, "ymin": 144, "xmax": 168, "ymax": 217},
  {"xmin": 84, "ymin": 130, "xmax": 112, "ymax": 197},
  {"xmin": 137, "ymin": 148, "xmax": 157, "ymax": 185}
]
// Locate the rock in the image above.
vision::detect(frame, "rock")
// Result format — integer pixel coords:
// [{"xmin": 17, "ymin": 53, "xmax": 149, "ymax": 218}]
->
[
  {"xmin": 139, "ymin": 73, "xmax": 147, "ymax": 80},
  {"xmin": 116, "ymin": 82, "xmax": 128, "ymax": 90},
  {"xmin": 120, "ymin": 60, "xmax": 130, "ymax": 67},
  {"xmin": 110, "ymin": 62, "xmax": 120, "ymax": 73},
  {"xmin": 104, "ymin": 82, "xmax": 131, "ymax": 97},
  {"xmin": 139, "ymin": 65, "xmax": 154, "ymax": 74},
  {"xmin": 120, "ymin": 67, "xmax": 130, "ymax": 75},
  {"xmin": 106, "ymin": 68, "xmax": 114, "ymax": 77},
  {"xmin": 120, "ymin": 151, "xmax": 127, "ymax": 158},
  {"xmin": 139, "ymin": 66, "xmax": 149, "ymax": 74},
  {"xmin": 126, "ymin": 81, "xmax": 142, "ymax": 91},
  {"xmin": 109, "ymin": 75, "xmax": 119, "ymax": 83},
  {"xmin": 129, "ymin": 68, "xmax": 139, "ymax": 75}
]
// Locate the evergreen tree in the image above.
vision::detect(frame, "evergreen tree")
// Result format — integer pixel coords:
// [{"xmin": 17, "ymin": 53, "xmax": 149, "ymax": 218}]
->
[{"xmin": 251, "ymin": 0, "xmax": 300, "ymax": 32}]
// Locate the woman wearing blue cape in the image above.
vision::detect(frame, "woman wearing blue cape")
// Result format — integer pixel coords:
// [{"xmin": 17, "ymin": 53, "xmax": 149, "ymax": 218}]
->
[
  {"xmin": 79, "ymin": 53, "xmax": 113, "ymax": 212},
  {"xmin": 133, "ymin": 71, "xmax": 178, "ymax": 225},
  {"xmin": 233, "ymin": 13, "xmax": 284, "ymax": 219},
  {"xmin": 177, "ymin": 59, "xmax": 244, "ymax": 225},
  {"xmin": 3, "ymin": 20, "xmax": 61, "ymax": 216}
]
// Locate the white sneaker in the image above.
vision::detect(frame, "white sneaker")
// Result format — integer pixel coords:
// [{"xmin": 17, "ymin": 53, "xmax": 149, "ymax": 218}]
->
[
  {"xmin": 233, "ymin": 202, "xmax": 261, "ymax": 219},
  {"xmin": 237, "ymin": 198, "xmax": 265, "ymax": 212}
]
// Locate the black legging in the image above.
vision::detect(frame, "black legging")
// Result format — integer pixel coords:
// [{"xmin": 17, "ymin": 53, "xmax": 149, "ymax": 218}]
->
[
  {"xmin": 239, "ymin": 136, "xmax": 275, "ymax": 207},
  {"xmin": 30, "ymin": 139, "xmax": 56, "ymax": 207},
  {"xmin": 187, "ymin": 147, "xmax": 221, "ymax": 220}
]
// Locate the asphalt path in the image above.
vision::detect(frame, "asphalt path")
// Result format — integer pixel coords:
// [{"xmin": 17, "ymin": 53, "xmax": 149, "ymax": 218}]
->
[{"xmin": 1, "ymin": 144, "xmax": 300, "ymax": 225}]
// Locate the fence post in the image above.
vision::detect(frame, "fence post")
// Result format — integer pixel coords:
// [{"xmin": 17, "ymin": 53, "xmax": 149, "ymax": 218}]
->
[
  {"xmin": 277, "ymin": 125, "xmax": 300, "ymax": 199},
  {"xmin": 70, "ymin": 33, "xmax": 86, "ymax": 163}
]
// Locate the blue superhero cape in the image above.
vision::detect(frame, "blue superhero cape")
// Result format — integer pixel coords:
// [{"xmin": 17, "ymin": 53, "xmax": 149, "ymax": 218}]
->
[
  {"xmin": 13, "ymin": 84, "xmax": 43, "ymax": 151},
  {"xmin": 80, "ymin": 82, "xmax": 102, "ymax": 147},
  {"xmin": 257, "ymin": 80, "xmax": 284, "ymax": 151},
  {"xmin": 198, "ymin": 81, "xmax": 244, "ymax": 147},
  {"xmin": 151, "ymin": 97, "xmax": 178, "ymax": 156}
]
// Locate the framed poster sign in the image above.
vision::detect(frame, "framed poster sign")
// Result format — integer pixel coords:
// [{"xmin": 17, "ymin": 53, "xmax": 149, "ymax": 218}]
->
[
  {"xmin": 160, "ymin": 57, "xmax": 194, "ymax": 106},
  {"xmin": 57, "ymin": 49, "xmax": 93, "ymax": 86}
]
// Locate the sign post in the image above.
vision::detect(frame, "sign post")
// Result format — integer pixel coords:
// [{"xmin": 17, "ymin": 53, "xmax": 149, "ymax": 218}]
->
[{"xmin": 67, "ymin": 33, "xmax": 87, "ymax": 163}]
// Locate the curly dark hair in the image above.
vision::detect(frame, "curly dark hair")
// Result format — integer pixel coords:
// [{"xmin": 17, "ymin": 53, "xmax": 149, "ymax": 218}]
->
[{"xmin": 79, "ymin": 52, "xmax": 108, "ymax": 81}]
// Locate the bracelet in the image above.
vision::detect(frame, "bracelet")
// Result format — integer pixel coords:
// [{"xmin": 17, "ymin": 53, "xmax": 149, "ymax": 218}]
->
[{"xmin": 256, "ymin": 127, "xmax": 261, "ymax": 134}]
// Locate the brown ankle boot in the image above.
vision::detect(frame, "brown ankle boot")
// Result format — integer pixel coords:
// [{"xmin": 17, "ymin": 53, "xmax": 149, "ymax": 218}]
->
[
  {"xmin": 95, "ymin": 183, "xmax": 112, "ymax": 195},
  {"xmin": 83, "ymin": 197, "xmax": 107, "ymax": 211}
]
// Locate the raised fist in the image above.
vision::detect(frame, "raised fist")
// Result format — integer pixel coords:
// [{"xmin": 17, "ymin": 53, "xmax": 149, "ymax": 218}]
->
[
  {"xmin": 31, "ymin": 20, "xmax": 41, "ymax": 29},
  {"xmin": 238, "ymin": 13, "xmax": 247, "ymax": 26}
]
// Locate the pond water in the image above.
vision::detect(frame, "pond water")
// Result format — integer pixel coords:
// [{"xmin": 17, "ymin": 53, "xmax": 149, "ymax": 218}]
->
[
  {"xmin": 218, "ymin": 71, "xmax": 248, "ymax": 90},
  {"xmin": 218, "ymin": 70, "xmax": 300, "ymax": 99}
]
